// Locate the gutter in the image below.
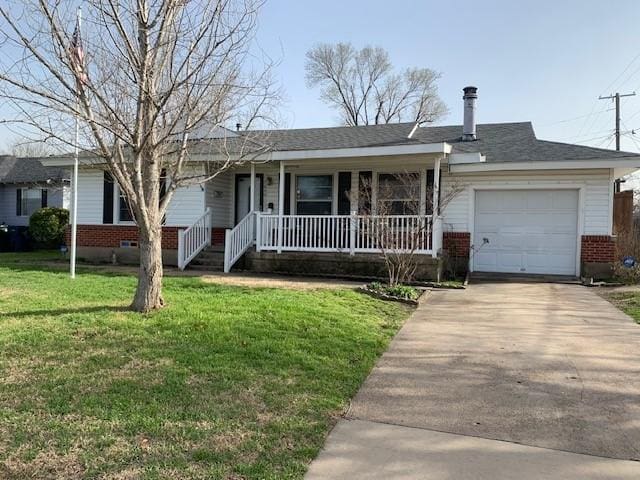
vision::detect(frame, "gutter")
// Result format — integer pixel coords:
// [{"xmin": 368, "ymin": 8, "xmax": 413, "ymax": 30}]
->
[{"xmin": 449, "ymin": 156, "xmax": 640, "ymax": 173}]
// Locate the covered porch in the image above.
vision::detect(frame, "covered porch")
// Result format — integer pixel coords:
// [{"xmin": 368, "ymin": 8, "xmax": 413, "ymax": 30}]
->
[
  {"xmin": 179, "ymin": 152, "xmax": 446, "ymax": 273},
  {"xmin": 222, "ymin": 151, "xmax": 446, "ymax": 272}
]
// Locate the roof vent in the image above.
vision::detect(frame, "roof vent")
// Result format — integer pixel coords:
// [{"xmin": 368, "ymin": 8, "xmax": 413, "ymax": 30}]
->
[{"xmin": 462, "ymin": 86, "xmax": 478, "ymax": 141}]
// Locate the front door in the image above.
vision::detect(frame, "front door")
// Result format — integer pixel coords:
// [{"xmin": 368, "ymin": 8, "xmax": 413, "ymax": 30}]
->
[{"xmin": 235, "ymin": 174, "xmax": 263, "ymax": 223}]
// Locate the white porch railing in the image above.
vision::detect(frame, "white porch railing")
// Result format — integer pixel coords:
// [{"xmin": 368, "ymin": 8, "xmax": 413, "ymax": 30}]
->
[
  {"xmin": 224, "ymin": 211, "xmax": 256, "ymax": 273},
  {"xmin": 178, "ymin": 208, "xmax": 212, "ymax": 270},
  {"xmin": 256, "ymin": 213, "xmax": 440, "ymax": 256}
]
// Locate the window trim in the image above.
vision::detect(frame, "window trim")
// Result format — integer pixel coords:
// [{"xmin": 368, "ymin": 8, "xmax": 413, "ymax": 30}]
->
[
  {"xmin": 17, "ymin": 187, "xmax": 45, "ymax": 218},
  {"xmin": 294, "ymin": 174, "xmax": 334, "ymax": 215},
  {"xmin": 114, "ymin": 184, "xmax": 135, "ymax": 224}
]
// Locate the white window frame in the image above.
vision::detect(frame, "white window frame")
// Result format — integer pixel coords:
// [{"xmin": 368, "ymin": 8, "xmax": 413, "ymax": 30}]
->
[
  {"xmin": 294, "ymin": 174, "xmax": 334, "ymax": 215},
  {"xmin": 114, "ymin": 184, "xmax": 135, "ymax": 224}
]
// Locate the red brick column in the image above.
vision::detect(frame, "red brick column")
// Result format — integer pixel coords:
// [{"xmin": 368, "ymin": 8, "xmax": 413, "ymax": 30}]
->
[
  {"xmin": 580, "ymin": 235, "xmax": 615, "ymax": 264},
  {"xmin": 212, "ymin": 227, "xmax": 226, "ymax": 246},
  {"xmin": 443, "ymin": 232, "xmax": 471, "ymax": 259}
]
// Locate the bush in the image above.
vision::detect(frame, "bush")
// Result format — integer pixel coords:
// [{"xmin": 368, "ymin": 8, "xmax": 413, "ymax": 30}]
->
[
  {"xmin": 28, "ymin": 207, "xmax": 69, "ymax": 247},
  {"xmin": 613, "ymin": 228, "xmax": 640, "ymax": 284}
]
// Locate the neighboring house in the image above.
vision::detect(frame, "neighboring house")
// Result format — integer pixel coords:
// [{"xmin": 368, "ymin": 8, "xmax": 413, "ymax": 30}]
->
[
  {"xmin": 0, "ymin": 155, "xmax": 70, "ymax": 227},
  {"xmin": 40, "ymin": 87, "xmax": 640, "ymax": 279}
]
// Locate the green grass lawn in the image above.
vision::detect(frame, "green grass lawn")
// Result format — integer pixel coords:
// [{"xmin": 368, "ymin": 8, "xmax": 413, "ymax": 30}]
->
[
  {"xmin": 600, "ymin": 290, "xmax": 640, "ymax": 323},
  {"xmin": 0, "ymin": 253, "xmax": 411, "ymax": 479}
]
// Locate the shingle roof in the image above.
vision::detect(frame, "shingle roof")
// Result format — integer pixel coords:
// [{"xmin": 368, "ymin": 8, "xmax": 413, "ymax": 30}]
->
[
  {"xmin": 0, "ymin": 155, "xmax": 69, "ymax": 184},
  {"xmin": 240, "ymin": 121, "xmax": 640, "ymax": 163}
]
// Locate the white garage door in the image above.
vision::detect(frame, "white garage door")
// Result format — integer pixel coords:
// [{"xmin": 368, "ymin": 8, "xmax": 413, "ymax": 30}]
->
[{"xmin": 473, "ymin": 189, "xmax": 579, "ymax": 275}]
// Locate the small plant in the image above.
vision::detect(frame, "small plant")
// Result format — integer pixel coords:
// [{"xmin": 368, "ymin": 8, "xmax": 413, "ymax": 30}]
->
[
  {"xmin": 29, "ymin": 207, "xmax": 69, "ymax": 247},
  {"xmin": 367, "ymin": 282, "xmax": 419, "ymax": 300}
]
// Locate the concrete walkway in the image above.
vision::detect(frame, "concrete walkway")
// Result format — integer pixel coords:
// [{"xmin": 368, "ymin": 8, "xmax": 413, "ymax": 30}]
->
[{"xmin": 306, "ymin": 282, "xmax": 640, "ymax": 479}]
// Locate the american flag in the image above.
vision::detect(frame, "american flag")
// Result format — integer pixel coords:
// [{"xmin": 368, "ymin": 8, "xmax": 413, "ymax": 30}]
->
[{"xmin": 70, "ymin": 16, "xmax": 88, "ymax": 86}]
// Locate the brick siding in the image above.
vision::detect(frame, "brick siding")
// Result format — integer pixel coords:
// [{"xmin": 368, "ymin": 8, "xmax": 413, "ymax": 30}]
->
[
  {"xmin": 66, "ymin": 225, "xmax": 182, "ymax": 249},
  {"xmin": 581, "ymin": 235, "xmax": 615, "ymax": 263},
  {"xmin": 443, "ymin": 231, "xmax": 471, "ymax": 258}
]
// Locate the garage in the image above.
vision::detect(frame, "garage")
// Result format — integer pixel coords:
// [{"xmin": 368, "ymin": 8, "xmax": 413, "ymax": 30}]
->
[{"xmin": 473, "ymin": 189, "xmax": 579, "ymax": 275}]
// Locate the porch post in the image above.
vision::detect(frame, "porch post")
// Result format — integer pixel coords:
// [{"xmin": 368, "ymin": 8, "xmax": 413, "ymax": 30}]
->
[
  {"xmin": 250, "ymin": 162, "xmax": 256, "ymax": 213},
  {"xmin": 432, "ymin": 156, "xmax": 442, "ymax": 258},
  {"xmin": 277, "ymin": 160, "xmax": 285, "ymax": 253}
]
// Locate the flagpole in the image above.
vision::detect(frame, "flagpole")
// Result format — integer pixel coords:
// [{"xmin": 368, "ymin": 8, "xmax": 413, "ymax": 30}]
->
[{"xmin": 70, "ymin": 7, "xmax": 81, "ymax": 279}]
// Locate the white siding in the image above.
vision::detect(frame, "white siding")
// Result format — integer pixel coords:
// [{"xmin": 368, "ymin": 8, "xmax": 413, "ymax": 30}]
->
[
  {"xmin": 70, "ymin": 166, "xmax": 206, "ymax": 227},
  {"xmin": 76, "ymin": 169, "xmax": 104, "ymax": 224},
  {"xmin": 0, "ymin": 183, "xmax": 69, "ymax": 227},
  {"xmin": 205, "ymin": 171, "xmax": 233, "ymax": 227},
  {"xmin": 441, "ymin": 169, "xmax": 613, "ymax": 235},
  {"xmin": 165, "ymin": 165, "xmax": 206, "ymax": 226}
]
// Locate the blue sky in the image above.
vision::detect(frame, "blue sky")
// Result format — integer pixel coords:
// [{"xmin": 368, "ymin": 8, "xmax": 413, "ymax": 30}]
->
[
  {"xmin": 2, "ymin": 0, "xmax": 640, "ymax": 152},
  {"xmin": 256, "ymin": 0, "xmax": 640, "ymax": 151}
]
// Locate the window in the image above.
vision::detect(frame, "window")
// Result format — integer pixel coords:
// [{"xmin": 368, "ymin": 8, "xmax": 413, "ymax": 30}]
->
[
  {"xmin": 118, "ymin": 188, "xmax": 134, "ymax": 222},
  {"xmin": 377, "ymin": 173, "xmax": 420, "ymax": 215},
  {"xmin": 296, "ymin": 175, "xmax": 333, "ymax": 215},
  {"xmin": 17, "ymin": 188, "xmax": 44, "ymax": 217}
]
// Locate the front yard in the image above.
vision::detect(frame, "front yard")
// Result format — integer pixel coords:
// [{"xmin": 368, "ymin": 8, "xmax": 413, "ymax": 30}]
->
[
  {"xmin": 0, "ymin": 253, "xmax": 411, "ymax": 479},
  {"xmin": 599, "ymin": 288, "xmax": 640, "ymax": 323}
]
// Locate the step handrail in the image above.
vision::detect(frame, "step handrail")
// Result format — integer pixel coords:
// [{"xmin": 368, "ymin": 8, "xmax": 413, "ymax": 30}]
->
[
  {"xmin": 178, "ymin": 208, "xmax": 212, "ymax": 270},
  {"xmin": 224, "ymin": 211, "xmax": 256, "ymax": 273}
]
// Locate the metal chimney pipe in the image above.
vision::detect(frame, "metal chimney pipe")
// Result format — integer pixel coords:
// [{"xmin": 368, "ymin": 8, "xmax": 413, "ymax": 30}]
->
[
  {"xmin": 236, "ymin": 123, "xmax": 242, "ymax": 132},
  {"xmin": 462, "ymin": 86, "xmax": 478, "ymax": 141}
]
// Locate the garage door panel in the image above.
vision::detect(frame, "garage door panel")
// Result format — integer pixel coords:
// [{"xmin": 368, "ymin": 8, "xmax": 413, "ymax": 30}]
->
[
  {"xmin": 474, "ymin": 190, "xmax": 578, "ymax": 276},
  {"xmin": 526, "ymin": 191, "xmax": 554, "ymax": 209},
  {"xmin": 553, "ymin": 190, "xmax": 580, "ymax": 209},
  {"xmin": 500, "ymin": 191, "xmax": 527, "ymax": 210}
]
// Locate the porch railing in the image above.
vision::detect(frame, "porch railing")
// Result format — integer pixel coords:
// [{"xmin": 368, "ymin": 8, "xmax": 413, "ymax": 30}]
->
[
  {"xmin": 178, "ymin": 208, "xmax": 212, "ymax": 270},
  {"xmin": 224, "ymin": 211, "xmax": 256, "ymax": 273},
  {"xmin": 256, "ymin": 213, "xmax": 440, "ymax": 256}
]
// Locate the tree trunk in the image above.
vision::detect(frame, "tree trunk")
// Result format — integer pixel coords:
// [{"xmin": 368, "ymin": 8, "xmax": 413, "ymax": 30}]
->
[{"xmin": 131, "ymin": 226, "xmax": 164, "ymax": 312}]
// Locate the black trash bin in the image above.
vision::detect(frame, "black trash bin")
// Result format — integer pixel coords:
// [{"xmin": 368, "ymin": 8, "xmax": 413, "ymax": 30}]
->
[
  {"xmin": 8, "ymin": 226, "xmax": 27, "ymax": 252},
  {"xmin": 0, "ymin": 223, "xmax": 9, "ymax": 252}
]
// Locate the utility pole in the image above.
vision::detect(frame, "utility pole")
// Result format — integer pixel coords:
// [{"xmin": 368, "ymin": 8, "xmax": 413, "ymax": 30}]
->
[{"xmin": 599, "ymin": 91, "xmax": 636, "ymax": 191}]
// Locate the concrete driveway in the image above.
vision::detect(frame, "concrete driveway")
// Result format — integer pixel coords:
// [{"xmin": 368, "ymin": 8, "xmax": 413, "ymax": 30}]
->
[{"xmin": 306, "ymin": 282, "xmax": 640, "ymax": 479}]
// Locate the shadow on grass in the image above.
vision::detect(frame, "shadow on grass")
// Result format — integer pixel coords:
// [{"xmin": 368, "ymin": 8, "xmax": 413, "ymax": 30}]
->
[
  {"xmin": 3, "ymin": 305, "xmax": 131, "ymax": 319},
  {"xmin": 0, "ymin": 261, "xmax": 137, "ymax": 278}
]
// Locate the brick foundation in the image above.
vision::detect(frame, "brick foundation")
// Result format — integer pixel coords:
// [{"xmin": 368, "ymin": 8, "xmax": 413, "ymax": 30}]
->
[
  {"xmin": 580, "ymin": 235, "xmax": 615, "ymax": 263},
  {"xmin": 66, "ymin": 224, "xmax": 181, "ymax": 249}
]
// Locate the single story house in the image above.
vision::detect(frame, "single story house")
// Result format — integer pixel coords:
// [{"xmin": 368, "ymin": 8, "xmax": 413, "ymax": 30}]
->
[
  {"xmin": 0, "ymin": 155, "xmax": 70, "ymax": 227},
  {"xmin": 40, "ymin": 87, "xmax": 640, "ymax": 279}
]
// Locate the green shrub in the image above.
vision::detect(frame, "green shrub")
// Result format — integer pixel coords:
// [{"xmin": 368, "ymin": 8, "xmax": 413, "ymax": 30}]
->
[
  {"xmin": 29, "ymin": 207, "xmax": 69, "ymax": 247},
  {"xmin": 367, "ymin": 282, "xmax": 419, "ymax": 300}
]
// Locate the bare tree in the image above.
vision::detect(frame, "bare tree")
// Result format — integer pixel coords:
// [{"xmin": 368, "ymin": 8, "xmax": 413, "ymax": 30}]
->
[
  {"xmin": 305, "ymin": 42, "xmax": 447, "ymax": 126},
  {"xmin": 0, "ymin": 1, "xmax": 280, "ymax": 312},
  {"xmin": 355, "ymin": 172, "xmax": 462, "ymax": 285},
  {"xmin": 10, "ymin": 139, "xmax": 55, "ymax": 158}
]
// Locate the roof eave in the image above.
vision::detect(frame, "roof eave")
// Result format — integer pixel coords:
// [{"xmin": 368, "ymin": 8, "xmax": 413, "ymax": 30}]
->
[
  {"xmin": 261, "ymin": 142, "xmax": 452, "ymax": 161},
  {"xmin": 40, "ymin": 142, "xmax": 453, "ymax": 166}
]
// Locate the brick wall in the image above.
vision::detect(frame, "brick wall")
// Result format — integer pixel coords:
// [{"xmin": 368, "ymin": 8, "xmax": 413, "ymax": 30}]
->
[
  {"xmin": 212, "ymin": 227, "xmax": 226, "ymax": 245},
  {"xmin": 66, "ymin": 225, "xmax": 181, "ymax": 249},
  {"xmin": 581, "ymin": 235, "xmax": 615, "ymax": 263},
  {"xmin": 443, "ymin": 231, "xmax": 471, "ymax": 259}
]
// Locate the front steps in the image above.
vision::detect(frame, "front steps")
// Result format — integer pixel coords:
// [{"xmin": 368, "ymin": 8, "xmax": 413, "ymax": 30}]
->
[{"xmin": 188, "ymin": 244, "xmax": 226, "ymax": 271}]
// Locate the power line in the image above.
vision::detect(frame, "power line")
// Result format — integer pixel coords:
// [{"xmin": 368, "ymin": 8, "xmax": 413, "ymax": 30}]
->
[{"xmin": 541, "ymin": 108, "xmax": 613, "ymax": 126}]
